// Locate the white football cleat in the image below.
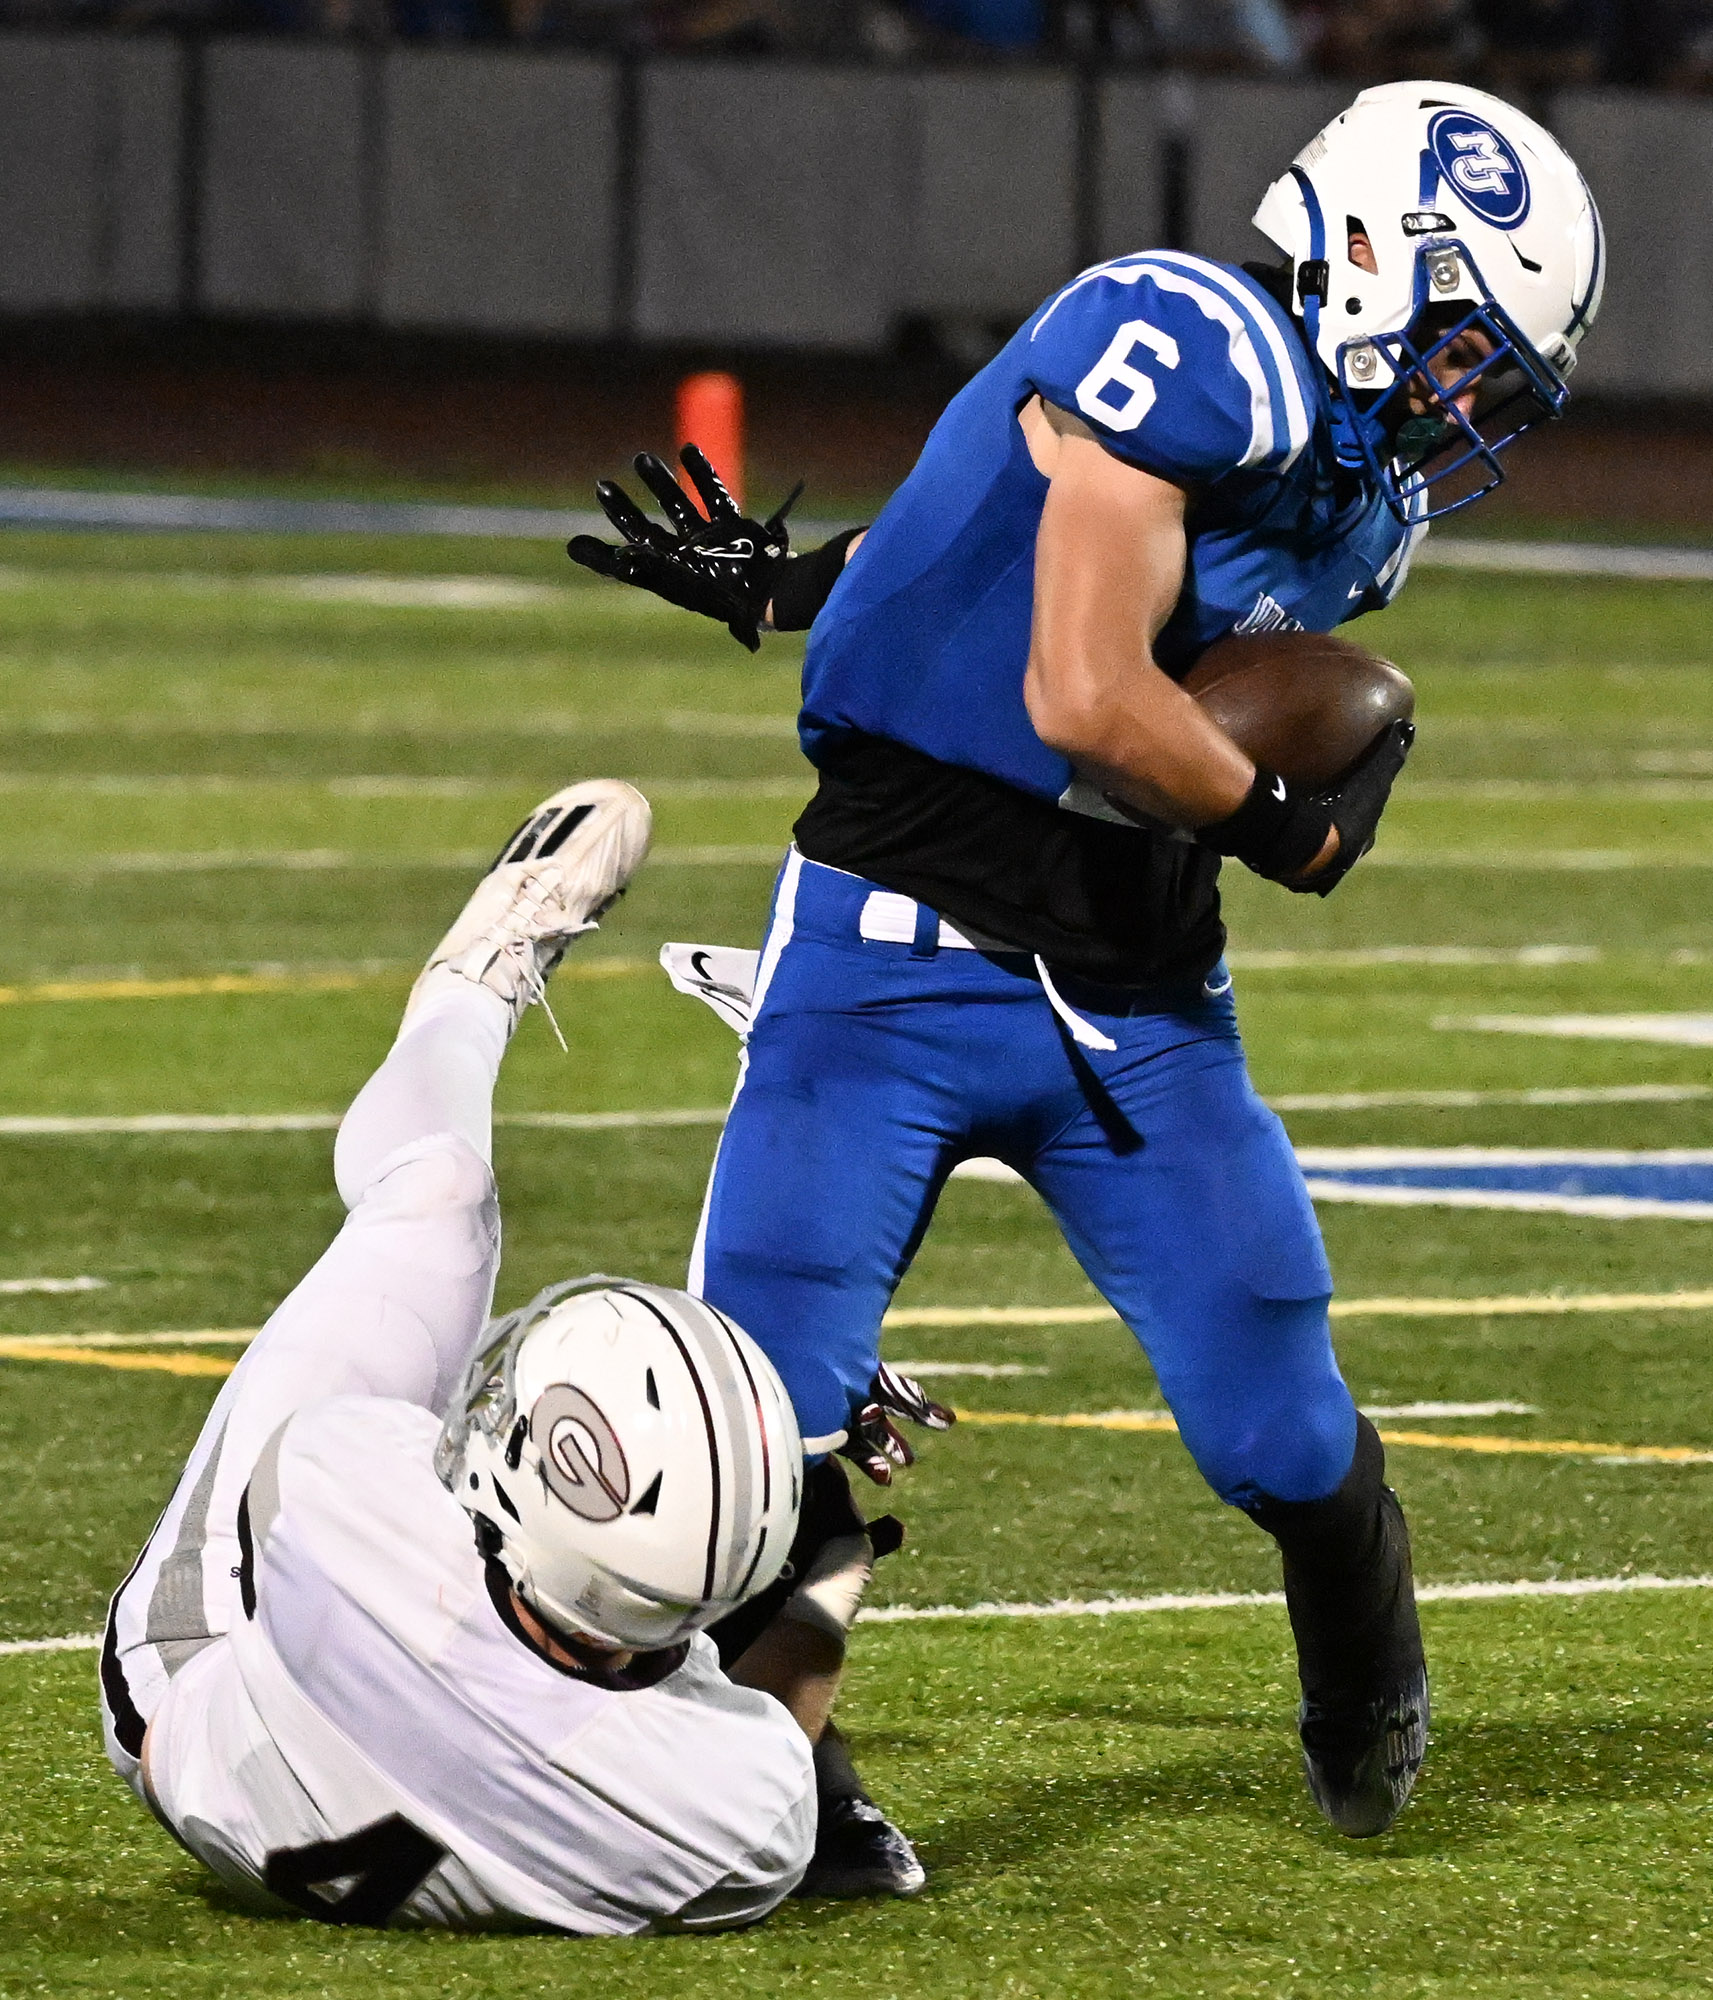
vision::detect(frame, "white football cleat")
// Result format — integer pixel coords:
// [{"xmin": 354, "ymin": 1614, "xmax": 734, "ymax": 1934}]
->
[{"xmin": 408, "ymin": 780, "xmax": 652, "ymax": 1030}]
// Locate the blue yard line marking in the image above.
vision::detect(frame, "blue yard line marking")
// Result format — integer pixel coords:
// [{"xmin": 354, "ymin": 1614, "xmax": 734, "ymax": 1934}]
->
[
  {"xmin": 1295, "ymin": 1147, "xmax": 1713, "ymax": 1218},
  {"xmin": 0, "ymin": 487, "xmax": 1704, "ymax": 582},
  {"xmin": 0, "ymin": 485, "xmax": 851, "ymax": 547}
]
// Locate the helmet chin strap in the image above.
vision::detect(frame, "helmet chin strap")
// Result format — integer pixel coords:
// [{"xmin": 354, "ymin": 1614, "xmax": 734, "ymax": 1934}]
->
[{"xmin": 1288, "ymin": 165, "xmax": 1388, "ymax": 478}]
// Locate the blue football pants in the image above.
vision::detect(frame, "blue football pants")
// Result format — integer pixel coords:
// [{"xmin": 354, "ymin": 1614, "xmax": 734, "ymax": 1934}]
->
[{"xmin": 693, "ymin": 854, "xmax": 1357, "ymax": 1507}]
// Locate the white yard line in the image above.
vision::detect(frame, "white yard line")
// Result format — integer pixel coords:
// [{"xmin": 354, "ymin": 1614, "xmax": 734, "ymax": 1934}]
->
[
  {"xmin": 1368, "ymin": 849, "xmax": 1713, "ymax": 870},
  {"xmin": 1439, "ymin": 1013, "xmax": 1713, "ymax": 1047},
  {"xmin": 1413, "ymin": 538, "xmax": 1713, "ymax": 583},
  {"xmin": 858, "ymin": 1573, "xmax": 1713, "ymax": 1624},
  {"xmin": 1302, "ymin": 1181, "xmax": 1713, "ymax": 1220},
  {"xmin": 1270, "ymin": 1085, "xmax": 1713, "ymax": 1110},
  {"xmin": 0, "ymin": 773, "xmax": 807, "ymax": 800},
  {"xmin": 11, "ymin": 844, "xmax": 782, "ymax": 875},
  {"xmin": 0, "ymin": 1113, "xmax": 344, "ymax": 1133},
  {"xmin": 1296, "ymin": 1146, "xmax": 1713, "ymax": 1167},
  {"xmin": 888, "ymin": 1361, "xmax": 1051, "ymax": 1378},
  {"xmin": 1360, "ymin": 1401, "xmax": 1538, "ymax": 1417},
  {"xmin": 1229, "ymin": 945, "xmax": 1601, "ymax": 967},
  {"xmin": 1, "ymin": 1086, "xmax": 1702, "ymax": 1134},
  {"xmin": 0, "ymin": 1276, "xmax": 105, "ymax": 1293},
  {"xmin": 7, "ymin": 1572, "xmax": 1710, "ymax": 1654},
  {"xmin": 7, "ymin": 841, "xmax": 1708, "ymax": 873},
  {"xmin": 275, "ymin": 576, "xmax": 563, "ymax": 608},
  {"xmin": 1406, "ymin": 780, "xmax": 1713, "ymax": 801}
]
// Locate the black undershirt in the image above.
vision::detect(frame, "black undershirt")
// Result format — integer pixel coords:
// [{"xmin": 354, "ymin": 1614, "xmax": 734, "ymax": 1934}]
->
[
  {"xmin": 788, "ymin": 268, "xmax": 1306, "ymax": 991},
  {"xmin": 794, "ymin": 731, "xmax": 1226, "ymax": 990}
]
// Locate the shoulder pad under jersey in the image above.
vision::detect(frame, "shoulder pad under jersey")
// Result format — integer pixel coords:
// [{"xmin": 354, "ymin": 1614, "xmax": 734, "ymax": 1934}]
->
[{"xmin": 1023, "ymin": 252, "xmax": 1314, "ymax": 488}]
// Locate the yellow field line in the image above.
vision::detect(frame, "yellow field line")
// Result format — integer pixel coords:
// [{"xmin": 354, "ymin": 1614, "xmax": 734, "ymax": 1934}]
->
[
  {"xmin": 0, "ymin": 959, "xmax": 653, "ymax": 1007},
  {"xmin": 953, "ymin": 1409, "xmax": 1713, "ymax": 1464},
  {"xmin": 953, "ymin": 1408, "xmax": 1180, "ymax": 1433},
  {"xmin": 1377, "ymin": 1428, "xmax": 1713, "ymax": 1464},
  {"xmin": 884, "ymin": 1289, "xmax": 1713, "ymax": 1329},
  {"xmin": 1334, "ymin": 1289, "xmax": 1713, "ymax": 1319},
  {"xmin": 0, "ymin": 1328, "xmax": 253, "ymax": 1377},
  {"xmin": 0, "ymin": 1342, "xmax": 237, "ymax": 1377},
  {"xmin": 3, "ymin": 1339, "xmax": 1711, "ymax": 1461},
  {"xmin": 0, "ymin": 972, "xmax": 369, "ymax": 1005},
  {"xmin": 0, "ymin": 1329, "xmax": 257, "ymax": 1347},
  {"xmin": 885, "ymin": 1305, "xmax": 1117, "ymax": 1327}
]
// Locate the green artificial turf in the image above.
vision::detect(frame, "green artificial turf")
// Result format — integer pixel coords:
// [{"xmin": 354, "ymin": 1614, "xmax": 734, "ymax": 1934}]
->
[
  {"xmin": 6, "ymin": 1594, "xmax": 1711, "ymax": 1998},
  {"xmin": 1, "ymin": 534, "xmax": 1711, "ymax": 1993}
]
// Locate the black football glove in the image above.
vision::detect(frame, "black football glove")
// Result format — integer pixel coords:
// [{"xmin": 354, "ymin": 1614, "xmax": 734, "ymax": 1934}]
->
[
  {"xmin": 566, "ymin": 444, "xmax": 801, "ymax": 653},
  {"xmin": 1302, "ymin": 718, "xmax": 1416, "ymax": 896},
  {"xmin": 838, "ymin": 1362, "xmax": 956, "ymax": 1487},
  {"xmin": 1198, "ymin": 719, "xmax": 1415, "ymax": 896}
]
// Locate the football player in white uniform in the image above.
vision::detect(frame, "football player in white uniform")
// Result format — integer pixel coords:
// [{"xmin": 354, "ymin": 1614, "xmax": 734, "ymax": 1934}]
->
[{"xmin": 101, "ymin": 779, "xmax": 908, "ymax": 1933}]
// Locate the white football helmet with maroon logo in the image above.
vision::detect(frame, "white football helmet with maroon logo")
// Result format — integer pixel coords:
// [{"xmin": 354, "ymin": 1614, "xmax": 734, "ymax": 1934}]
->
[
  {"xmin": 436, "ymin": 1278, "xmax": 802, "ymax": 1649},
  {"xmin": 1252, "ymin": 80, "xmax": 1604, "ymax": 521}
]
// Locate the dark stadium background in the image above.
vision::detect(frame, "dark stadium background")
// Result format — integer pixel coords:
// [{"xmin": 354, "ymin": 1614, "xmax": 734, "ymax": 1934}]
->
[{"xmin": 0, "ymin": 6, "xmax": 1704, "ymax": 527}]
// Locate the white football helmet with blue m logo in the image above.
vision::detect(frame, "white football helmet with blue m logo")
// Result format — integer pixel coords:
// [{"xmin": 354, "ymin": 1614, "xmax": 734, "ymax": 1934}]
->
[{"xmin": 1253, "ymin": 81, "xmax": 1604, "ymax": 522}]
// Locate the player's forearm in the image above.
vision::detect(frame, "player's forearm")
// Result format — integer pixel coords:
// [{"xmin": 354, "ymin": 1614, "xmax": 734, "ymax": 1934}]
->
[
  {"xmin": 1025, "ymin": 429, "xmax": 1254, "ymax": 826},
  {"xmin": 729, "ymin": 1618, "xmax": 845, "ymax": 1741},
  {"xmin": 1025, "ymin": 574, "xmax": 1257, "ymax": 825},
  {"xmin": 729, "ymin": 1511, "xmax": 880, "ymax": 1739},
  {"xmin": 1029, "ymin": 650, "xmax": 1255, "ymax": 825}
]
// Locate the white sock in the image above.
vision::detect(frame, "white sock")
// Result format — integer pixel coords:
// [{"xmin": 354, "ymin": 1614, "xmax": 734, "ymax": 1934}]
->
[{"xmin": 334, "ymin": 980, "xmax": 512, "ymax": 1205}]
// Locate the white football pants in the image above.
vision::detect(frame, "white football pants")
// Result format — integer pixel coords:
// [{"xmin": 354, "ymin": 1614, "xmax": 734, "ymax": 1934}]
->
[{"xmin": 103, "ymin": 979, "xmax": 513, "ymax": 1790}]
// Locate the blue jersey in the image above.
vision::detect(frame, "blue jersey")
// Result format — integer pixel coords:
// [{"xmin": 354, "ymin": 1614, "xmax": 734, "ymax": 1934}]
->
[{"xmin": 800, "ymin": 252, "xmax": 1423, "ymax": 807}]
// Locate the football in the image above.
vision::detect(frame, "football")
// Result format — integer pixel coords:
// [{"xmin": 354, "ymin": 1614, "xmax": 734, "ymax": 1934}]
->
[{"xmin": 1184, "ymin": 629, "xmax": 1415, "ymax": 788}]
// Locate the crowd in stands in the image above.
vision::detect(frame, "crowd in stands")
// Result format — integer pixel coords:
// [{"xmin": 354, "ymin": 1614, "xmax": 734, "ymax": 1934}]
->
[{"xmin": 4, "ymin": 0, "xmax": 1709, "ymax": 94}]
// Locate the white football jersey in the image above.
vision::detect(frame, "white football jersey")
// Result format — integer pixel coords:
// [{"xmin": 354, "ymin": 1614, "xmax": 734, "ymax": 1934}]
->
[{"xmin": 142, "ymin": 1396, "xmax": 815, "ymax": 1934}]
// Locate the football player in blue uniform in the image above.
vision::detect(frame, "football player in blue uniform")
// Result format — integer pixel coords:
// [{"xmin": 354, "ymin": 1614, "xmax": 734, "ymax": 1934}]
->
[{"xmin": 570, "ymin": 81, "xmax": 1605, "ymax": 1842}]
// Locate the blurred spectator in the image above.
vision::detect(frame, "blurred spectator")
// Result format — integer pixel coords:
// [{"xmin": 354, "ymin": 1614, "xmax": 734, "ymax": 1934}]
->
[
  {"xmin": 1468, "ymin": 0, "xmax": 1615, "ymax": 91},
  {"xmin": 1047, "ymin": 0, "xmax": 1303, "ymax": 67},
  {"xmin": 1663, "ymin": 1, "xmax": 1713, "ymax": 86},
  {"xmin": 18, "ymin": 0, "xmax": 1713, "ymax": 93},
  {"xmin": 1146, "ymin": 0, "xmax": 1303, "ymax": 69},
  {"xmin": 907, "ymin": 0, "xmax": 1043, "ymax": 49},
  {"xmin": 1301, "ymin": 0, "xmax": 1480, "ymax": 81},
  {"xmin": 1601, "ymin": 0, "xmax": 1713, "ymax": 86}
]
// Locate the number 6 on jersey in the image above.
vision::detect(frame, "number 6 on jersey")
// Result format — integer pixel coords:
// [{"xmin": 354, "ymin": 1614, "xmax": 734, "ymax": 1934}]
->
[{"xmin": 1074, "ymin": 318, "xmax": 1182, "ymax": 432}]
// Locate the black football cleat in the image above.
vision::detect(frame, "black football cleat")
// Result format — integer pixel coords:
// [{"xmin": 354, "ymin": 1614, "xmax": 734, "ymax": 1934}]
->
[
  {"xmin": 1245, "ymin": 1418, "xmax": 1430, "ymax": 1838},
  {"xmin": 1299, "ymin": 1663, "xmax": 1430, "ymax": 1837},
  {"xmin": 795, "ymin": 1795, "xmax": 926, "ymax": 1899}
]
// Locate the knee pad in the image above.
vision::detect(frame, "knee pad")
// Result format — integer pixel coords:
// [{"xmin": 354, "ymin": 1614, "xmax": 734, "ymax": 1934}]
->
[
  {"xmin": 348, "ymin": 1134, "xmax": 498, "ymax": 1268},
  {"xmin": 1168, "ymin": 1296, "xmax": 1357, "ymax": 1507},
  {"xmin": 1211, "ymin": 1382, "xmax": 1359, "ymax": 1508}
]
